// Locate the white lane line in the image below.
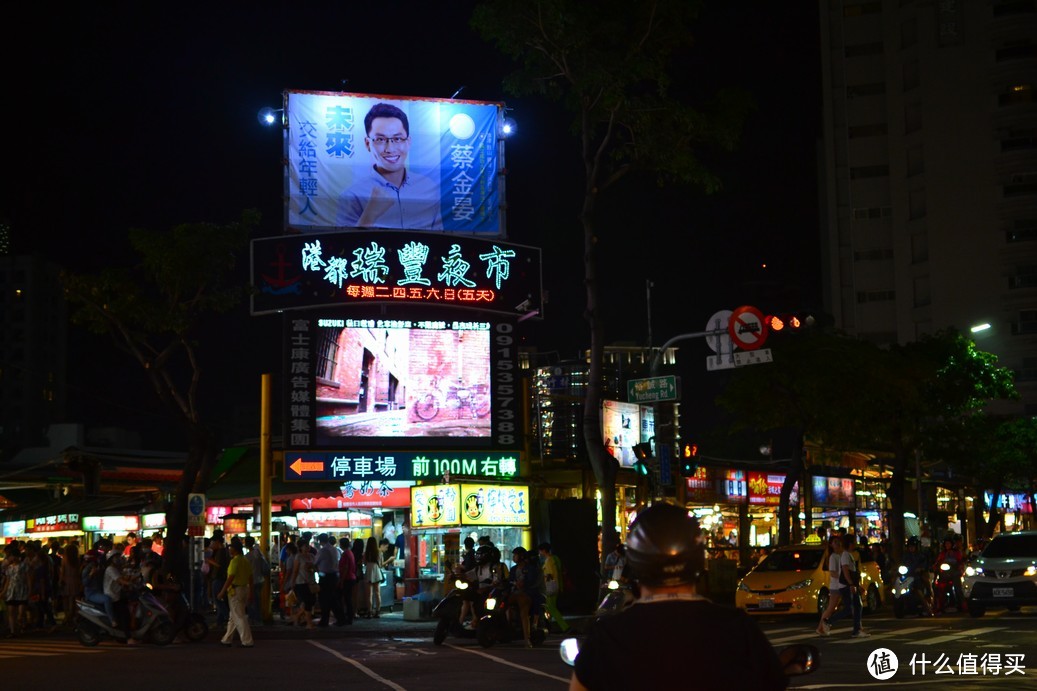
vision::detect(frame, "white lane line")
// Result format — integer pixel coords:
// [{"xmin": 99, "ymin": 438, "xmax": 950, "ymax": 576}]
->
[
  {"xmin": 826, "ymin": 626, "xmax": 934, "ymax": 644},
  {"xmin": 447, "ymin": 643, "xmax": 570, "ymax": 683},
  {"xmin": 768, "ymin": 632, "xmax": 833, "ymax": 645},
  {"xmin": 913, "ymin": 627, "xmax": 1005, "ymax": 645},
  {"xmin": 307, "ymin": 640, "xmax": 408, "ymax": 690}
]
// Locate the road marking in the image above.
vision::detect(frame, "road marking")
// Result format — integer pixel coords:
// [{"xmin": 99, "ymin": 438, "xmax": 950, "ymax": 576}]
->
[
  {"xmin": 767, "ymin": 631, "xmax": 828, "ymax": 645},
  {"xmin": 307, "ymin": 640, "xmax": 408, "ymax": 690},
  {"xmin": 826, "ymin": 625, "xmax": 934, "ymax": 643},
  {"xmin": 447, "ymin": 643, "xmax": 569, "ymax": 683},
  {"xmin": 913, "ymin": 627, "xmax": 1005, "ymax": 645}
]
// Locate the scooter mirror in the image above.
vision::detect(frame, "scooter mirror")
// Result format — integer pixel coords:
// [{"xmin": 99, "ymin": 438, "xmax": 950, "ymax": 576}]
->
[
  {"xmin": 559, "ymin": 637, "xmax": 581, "ymax": 667},
  {"xmin": 778, "ymin": 644, "xmax": 820, "ymax": 676}
]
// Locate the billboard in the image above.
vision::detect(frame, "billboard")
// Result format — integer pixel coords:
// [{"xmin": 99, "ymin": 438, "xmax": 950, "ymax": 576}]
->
[
  {"xmin": 285, "ymin": 312, "xmax": 522, "ymax": 451},
  {"xmin": 812, "ymin": 476, "xmax": 856, "ymax": 508},
  {"xmin": 251, "ymin": 230, "xmax": 542, "ymax": 318},
  {"xmin": 601, "ymin": 400, "xmax": 654, "ymax": 468},
  {"xmin": 285, "ymin": 90, "xmax": 504, "ymax": 235}
]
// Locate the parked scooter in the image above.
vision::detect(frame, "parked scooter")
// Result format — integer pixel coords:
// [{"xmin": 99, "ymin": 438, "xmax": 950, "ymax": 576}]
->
[
  {"xmin": 475, "ymin": 584, "xmax": 548, "ymax": 648},
  {"xmin": 431, "ymin": 578, "xmax": 479, "ymax": 645},
  {"xmin": 891, "ymin": 564, "xmax": 926, "ymax": 618},
  {"xmin": 75, "ymin": 583, "xmax": 176, "ymax": 646}
]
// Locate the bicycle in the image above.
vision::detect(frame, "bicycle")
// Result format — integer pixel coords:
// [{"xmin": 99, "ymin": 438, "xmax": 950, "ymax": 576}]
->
[{"xmin": 414, "ymin": 376, "xmax": 490, "ymax": 420}]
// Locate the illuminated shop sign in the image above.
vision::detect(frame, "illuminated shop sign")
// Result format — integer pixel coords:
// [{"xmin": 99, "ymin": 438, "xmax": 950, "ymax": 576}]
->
[
  {"xmin": 82, "ymin": 515, "xmax": 139, "ymax": 533},
  {"xmin": 206, "ymin": 506, "xmax": 232, "ymax": 525},
  {"xmin": 28, "ymin": 513, "xmax": 81, "ymax": 533},
  {"xmin": 252, "ymin": 231, "xmax": 542, "ymax": 318},
  {"xmin": 2, "ymin": 521, "xmax": 26, "ymax": 538},
  {"xmin": 601, "ymin": 399, "xmax": 654, "ymax": 468},
  {"xmin": 411, "ymin": 484, "xmax": 461, "ymax": 528},
  {"xmin": 284, "ymin": 451, "xmax": 520, "ymax": 482},
  {"xmin": 725, "ymin": 470, "xmax": 747, "ymax": 503},
  {"xmin": 291, "ymin": 483, "xmax": 413, "ymax": 510},
  {"xmin": 812, "ymin": 476, "xmax": 855, "ymax": 508},
  {"xmin": 142, "ymin": 513, "xmax": 167, "ymax": 530},
  {"xmin": 460, "ymin": 483, "xmax": 530, "ymax": 527},
  {"xmin": 983, "ymin": 491, "xmax": 1034, "ymax": 515},
  {"xmin": 284, "ymin": 90, "xmax": 504, "ymax": 235},
  {"xmin": 294, "ymin": 511, "xmax": 374, "ymax": 529}
]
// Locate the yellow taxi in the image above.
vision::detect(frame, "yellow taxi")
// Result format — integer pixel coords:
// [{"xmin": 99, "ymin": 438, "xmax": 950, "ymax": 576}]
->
[{"xmin": 735, "ymin": 542, "xmax": 885, "ymax": 616}]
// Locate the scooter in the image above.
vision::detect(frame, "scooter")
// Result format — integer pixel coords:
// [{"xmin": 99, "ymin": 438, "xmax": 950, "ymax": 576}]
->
[
  {"xmin": 932, "ymin": 562, "xmax": 966, "ymax": 615},
  {"xmin": 891, "ymin": 564, "xmax": 926, "ymax": 618},
  {"xmin": 162, "ymin": 581, "xmax": 209, "ymax": 642},
  {"xmin": 431, "ymin": 578, "xmax": 479, "ymax": 645},
  {"xmin": 75, "ymin": 583, "xmax": 176, "ymax": 646},
  {"xmin": 595, "ymin": 579, "xmax": 637, "ymax": 619},
  {"xmin": 475, "ymin": 585, "xmax": 548, "ymax": 649}
]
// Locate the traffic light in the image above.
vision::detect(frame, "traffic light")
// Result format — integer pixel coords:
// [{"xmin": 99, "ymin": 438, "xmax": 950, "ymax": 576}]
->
[
  {"xmin": 765, "ymin": 313, "xmax": 815, "ymax": 334},
  {"xmin": 632, "ymin": 442, "xmax": 652, "ymax": 476},
  {"xmin": 678, "ymin": 440, "xmax": 698, "ymax": 477}
]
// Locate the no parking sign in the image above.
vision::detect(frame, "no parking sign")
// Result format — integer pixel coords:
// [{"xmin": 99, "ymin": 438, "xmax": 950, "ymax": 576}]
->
[{"xmin": 728, "ymin": 305, "xmax": 769, "ymax": 351}]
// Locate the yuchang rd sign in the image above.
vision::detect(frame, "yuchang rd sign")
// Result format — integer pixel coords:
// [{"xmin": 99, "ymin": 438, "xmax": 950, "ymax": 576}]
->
[{"xmin": 251, "ymin": 230, "xmax": 542, "ymax": 318}]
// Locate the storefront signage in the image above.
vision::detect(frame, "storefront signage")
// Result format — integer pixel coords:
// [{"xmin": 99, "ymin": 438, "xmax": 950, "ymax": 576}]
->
[
  {"xmin": 29, "ymin": 513, "xmax": 81, "ymax": 533},
  {"xmin": 82, "ymin": 515, "xmax": 140, "ymax": 533},
  {"xmin": 812, "ymin": 476, "xmax": 855, "ymax": 508},
  {"xmin": 284, "ymin": 450, "xmax": 520, "ymax": 482},
  {"xmin": 223, "ymin": 517, "xmax": 248, "ymax": 535},
  {"xmin": 411, "ymin": 484, "xmax": 461, "ymax": 528},
  {"xmin": 295, "ymin": 511, "xmax": 374, "ymax": 529},
  {"xmin": 2, "ymin": 520, "xmax": 26, "ymax": 538},
  {"xmin": 142, "ymin": 513, "xmax": 167, "ymax": 530},
  {"xmin": 685, "ymin": 467, "xmax": 718, "ymax": 503},
  {"xmin": 460, "ymin": 483, "xmax": 530, "ymax": 527},
  {"xmin": 724, "ymin": 470, "xmax": 747, "ymax": 503},
  {"xmin": 983, "ymin": 491, "xmax": 1034, "ymax": 514},
  {"xmin": 748, "ymin": 472, "xmax": 784, "ymax": 505},
  {"xmin": 291, "ymin": 482, "xmax": 412, "ymax": 510},
  {"xmin": 206, "ymin": 506, "xmax": 232, "ymax": 525}
]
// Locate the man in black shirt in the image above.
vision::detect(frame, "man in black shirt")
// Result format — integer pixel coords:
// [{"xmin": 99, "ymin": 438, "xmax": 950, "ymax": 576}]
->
[{"xmin": 572, "ymin": 504, "xmax": 786, "ymax": 691}]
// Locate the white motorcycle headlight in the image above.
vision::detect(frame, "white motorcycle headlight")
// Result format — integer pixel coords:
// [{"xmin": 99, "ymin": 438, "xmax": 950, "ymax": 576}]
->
[
  {"xmin": 607, "ymin": 580, "xmax": 620, "ymax": 590},
  {"xmin": 456, "ymin": 580, "xmax": 469, "ymax": 590},
  {"xmin": 898, "ymin": 565, "xmax": 908, "ymax": 575},
  {"xmin": 1025, "ymin": 565, "xmax": 1036, "ymax": 577},
  {"xmin": 940, "ymin": 563, "xmax": 950, "ymax": 571},
  {"xmin": 484, "ymin": 597, "xmax": 497, "ymax": 610}
]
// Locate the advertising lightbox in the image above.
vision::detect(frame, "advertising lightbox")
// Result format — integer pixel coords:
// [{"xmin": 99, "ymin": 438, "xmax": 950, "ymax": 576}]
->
[
  {"xmin": 285, "ymin": 312, "xmax": 522, "ymax": 452},
  {"xmin": 460, "ymin": 483, "xmax": 530, "ymax": 526},
  {"xmin": 251, "ymin": 230, "xmax": 542, "ymax": 318},
  {"xmin": 411, "ymin": 484, "xmax": 462, "ymax": 528},
  {"xmin": 285, "ymin": 90, "xmax": 504, "ymax": 235},
  {"xmin": 601, "ymin": 400, "xmax": 654, "ymax": 468}
]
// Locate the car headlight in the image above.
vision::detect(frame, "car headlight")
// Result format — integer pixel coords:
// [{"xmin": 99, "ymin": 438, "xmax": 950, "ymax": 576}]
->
[
  {"xmin": 965, "ymin": 566, "xmax": 982, "ymax": 577},
  {"xmin": 786, "ymin": 578, "xmax": 813, "ymax": 591},
  {"xmin": 737, "ymin": 581, "xmax": 750, "ymax": 592},
  {"xmin": 1025, "ymin": 565, "xmax": 1036, "ymax": 577}
]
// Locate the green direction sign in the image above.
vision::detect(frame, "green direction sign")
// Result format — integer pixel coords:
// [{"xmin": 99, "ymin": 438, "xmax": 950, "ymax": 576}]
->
[{"xmin": 627, "ymin": 375, "xmax": 679, "ymax": 403}]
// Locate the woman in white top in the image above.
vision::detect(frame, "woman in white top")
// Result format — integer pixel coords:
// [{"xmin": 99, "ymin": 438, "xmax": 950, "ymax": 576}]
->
[
  {"xmin": 289, "ymin": 538, "xmax": 317, "ymax": 629},
  {"xmin": 815, "ymin": 535, "xmax": 845, "ymax": 635}
]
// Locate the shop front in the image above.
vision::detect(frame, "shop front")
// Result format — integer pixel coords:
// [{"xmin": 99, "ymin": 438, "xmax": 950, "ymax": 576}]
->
[
  {"xmin": 82, "ymin": 513, "xmax": 139, "ymax": 548},
  {"xmin": 409, "ymin": 481, "xmax": 531, "ymax": 609}
]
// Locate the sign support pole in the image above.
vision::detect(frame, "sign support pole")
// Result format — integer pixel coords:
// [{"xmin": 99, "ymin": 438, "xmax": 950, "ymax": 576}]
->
[{"xmin": 260, "ymin": 373, "xmax": 273, "ymax": 623}]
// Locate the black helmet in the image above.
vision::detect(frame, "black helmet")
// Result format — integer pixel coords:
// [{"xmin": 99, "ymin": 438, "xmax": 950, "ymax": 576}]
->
[
  {"xmin": 475, "ymin": 544, "xmax": 494, "ymax": 565},
  {"xmin": 625, "ymin": 503, "xmax": 705, "ymax": 587}
]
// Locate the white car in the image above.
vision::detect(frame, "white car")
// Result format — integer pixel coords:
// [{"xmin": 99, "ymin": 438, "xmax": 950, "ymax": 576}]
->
[{"xmin": 962, "ymin": 530, "xmax": 1037, "ymax": 617}]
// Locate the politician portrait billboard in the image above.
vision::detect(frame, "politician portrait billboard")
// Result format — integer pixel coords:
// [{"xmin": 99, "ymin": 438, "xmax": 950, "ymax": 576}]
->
[{"xmin": 285, "ymin": 90, "xmax": 504, "ymax": 236}]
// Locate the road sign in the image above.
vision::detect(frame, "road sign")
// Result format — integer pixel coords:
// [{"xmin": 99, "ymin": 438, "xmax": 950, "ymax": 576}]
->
[
  {"xmin": 734, "ymin": 348, "xmax": 773, "ymax": 366},
  {"xmin": 187, "ymin": 493, "xmax": 206, "ymax": 528},
  {"xmin": 705, "ymin": 309, "xmax": 735, "ymax": 370},
  {"xmin": 728, "ymin": 305, "xmax": 769, "ymax": 351},
  {"xmin": 658, "ymin": 444, "xmax": 672, "ymax": 485},
  {"xmin": 627, "ymin": 375, "xmax": 679, "ymax": 403}
]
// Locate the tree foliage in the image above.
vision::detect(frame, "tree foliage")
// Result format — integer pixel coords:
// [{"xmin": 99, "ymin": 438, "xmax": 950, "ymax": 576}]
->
[
  {"xmin": 61, "ymin": 210, "xmax": 257, "ymax": 568},
  {"xmin": 473, "ymin": 0, "xmax": 752, "ymax": 564}
]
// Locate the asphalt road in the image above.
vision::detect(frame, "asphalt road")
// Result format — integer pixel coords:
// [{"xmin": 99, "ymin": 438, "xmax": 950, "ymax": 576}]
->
[{"xmin": 3, "ymin": 607, "xmax": 1036, "ymax": 689}]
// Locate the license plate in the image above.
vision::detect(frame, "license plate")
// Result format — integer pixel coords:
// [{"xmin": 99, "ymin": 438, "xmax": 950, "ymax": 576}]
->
[
  {"xmin": 993, "ymin": 587, "xmax": 1014, "ymax": 598},
  {"xmin": 758, "ymin": 598, "xmax": 775, "ymax": 609}
]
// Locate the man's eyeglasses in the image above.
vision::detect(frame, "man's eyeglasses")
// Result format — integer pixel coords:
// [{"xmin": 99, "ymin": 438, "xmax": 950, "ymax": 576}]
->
[{"xmin": 370, "ymin": 136, "xmax": 409, "ymax": 146}]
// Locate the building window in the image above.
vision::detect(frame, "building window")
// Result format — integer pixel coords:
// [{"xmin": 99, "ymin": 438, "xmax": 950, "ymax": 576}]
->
[
  {"xmin": 903, "ymin": 62, "xmax": 920, "ymax": 91},
  {"xmin": 905, "ymin": 103, "xmax": 922, "ymax": 133},
  {"xmin": 996, "ymin": 41, "xmax": 1037, "ymax": 62},
  {"xmin": 1018, "ymin": 309, "xmax": 1037, "ymax": 334},
  {"xmin": 1002, "ymin": 127, "xmax": 1037, "ymax": 152},
  {"xmin": 907, "ymin": 146, "xmax": 924, "ymax": 176},
  {"xmin": 845, "ymin": 42, "xmax": 884, "ymax": 57},
  {"xmin": 1004, "ymin": 172, "xmax": 1037, "ymax": 197},
  {"xmin": 316, "ymin": 329, "xmax": 339, "ymax": 381},
  {"xmin": 1009, "ymin": 265, "xmax": 1037, "ymax": 288},
  {"xmin": 1016, "ymin": 357, "xmax": 1037, "ymax": 381},
  {"xmin": 911, "ymin": 232, "xmax": 929, "ymax": 263},
  {"xmin": 993, "ymin": 0, "xmax": 1037, "ymax": 17},
  {"xmin": 1007, "ymin": 219, "xmax": 1037, "ymax": 242},
  {"xmin": 854, "ymin": 248, "xmax": 894, "ymax": 261},
  {"xmin": 999, "ymin": 84, "xmax": 1035, "ymax": 106},
  {"xmin": 909, "ymin": 189, "xmax": 927, "ymax": 219},
  {"xmin": 901, "ymin": 17, "xmax": 918, "ymax": 49},
  {"xmin": 913, "ymin": 277, "xmax": 931, "ymax": 307},
  {"xmin": 856, "ymin": 290, "xmax": 896, "ymax": 303},
  {"xmin": 850, "ymin": 165, "xmax": 890, "ymax": 179},
  {"xmin": 846, "ymin": 83, "xmax": 886, "ymax": 98},
  {"xmin": 848, "ymin": 123, "xmax": 888, "ymax": 138},
  {"xmin": 852, "ymin": 206, "xmax": 893, "ymax": 220}
]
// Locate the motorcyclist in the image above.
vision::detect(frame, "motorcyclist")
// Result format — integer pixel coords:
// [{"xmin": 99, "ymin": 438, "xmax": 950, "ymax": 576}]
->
[
  {"xmin": 456, "ymin": 544, "xmax": 506, "ymax": 629},
  {"xmin": 571, "ymin": 503, "xmax": 787, "ymax": 691},
  {"xmin": 901, "ymin": 537, "xmax": 933, "ymax": 616},
  {"xmin": 933, "ymin": 536, "xmax": 965, "ymax": 613}
]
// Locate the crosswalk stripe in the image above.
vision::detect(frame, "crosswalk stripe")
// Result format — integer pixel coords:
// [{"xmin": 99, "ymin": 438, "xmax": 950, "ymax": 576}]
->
[
  {"xmin": 768, "ymin": 632, "xmax": 829, "ymax": 645},
  {"xmin": 913, "ymin": 627, "xmax": 1005, "ymax": 645}
]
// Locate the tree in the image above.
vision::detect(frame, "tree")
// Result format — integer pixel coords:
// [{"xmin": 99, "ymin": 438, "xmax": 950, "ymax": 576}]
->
[
  {"xmin": 61, "ymin": 211, "xmax": 256, "ymax": 570},
  {"xmin": 472, "ymin": 0, "xmax": 751, "ymax": 564}
]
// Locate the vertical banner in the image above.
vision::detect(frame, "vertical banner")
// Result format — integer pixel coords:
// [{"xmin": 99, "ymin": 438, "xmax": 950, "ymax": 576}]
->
[{"xmin": 286, "ymin": 91, "xmax": 503, "ymax": 235}]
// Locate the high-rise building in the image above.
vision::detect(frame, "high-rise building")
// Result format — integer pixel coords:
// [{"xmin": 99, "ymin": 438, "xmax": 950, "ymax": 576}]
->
[
  {"xmin": 818, "ymin": 0, "xmax": 1037, "ymax": 414},
  {"xmin": 0, "ymin": 251, "xmax": 68, "ymax": 461}
]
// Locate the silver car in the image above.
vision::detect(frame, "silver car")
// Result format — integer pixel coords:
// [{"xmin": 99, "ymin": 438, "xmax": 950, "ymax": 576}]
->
[{"xmin": 962, "ymin": 530, "xmax": 1037, "ymax": 617}]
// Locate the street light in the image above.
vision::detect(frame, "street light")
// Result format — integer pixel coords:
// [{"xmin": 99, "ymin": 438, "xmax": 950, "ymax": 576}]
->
[
  {"xmin": 970, "ymin": 322, "xmax": 991, "ymax": 334},
  {"xmin": 257, "ymin": 106, "xmax": 284, "ymax": 127}
]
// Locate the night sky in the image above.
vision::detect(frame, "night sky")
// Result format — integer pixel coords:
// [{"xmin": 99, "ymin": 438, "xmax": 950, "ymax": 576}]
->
[{"xmin": 3, "ymin": 2, "xmax": 822, "ymax": 446}]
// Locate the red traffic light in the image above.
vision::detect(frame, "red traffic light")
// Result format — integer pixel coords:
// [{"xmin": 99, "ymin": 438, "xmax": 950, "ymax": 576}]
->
[{"xmin": 765, "ymin": 313, "xmax": 813, "ymax": 333}]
